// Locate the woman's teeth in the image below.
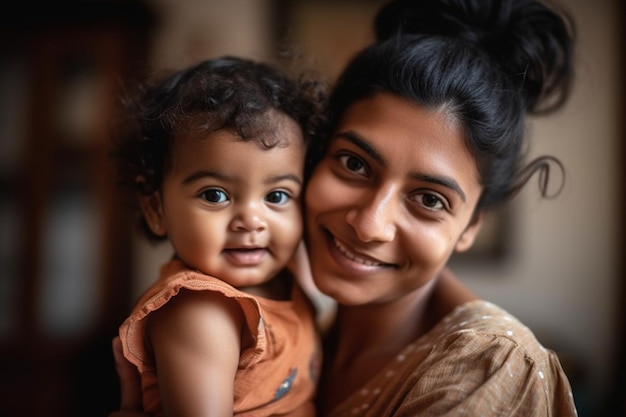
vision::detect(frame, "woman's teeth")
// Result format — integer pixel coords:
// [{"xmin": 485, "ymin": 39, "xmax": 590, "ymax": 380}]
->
[{"xmin": 333, "ymin": 238, "xmax": 381, "ymax": 266}]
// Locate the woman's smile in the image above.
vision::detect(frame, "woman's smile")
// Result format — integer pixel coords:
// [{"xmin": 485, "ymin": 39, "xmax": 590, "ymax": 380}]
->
[{"xmin": 326, "ymin": 230, "xmax": 395, "ymax": 270}]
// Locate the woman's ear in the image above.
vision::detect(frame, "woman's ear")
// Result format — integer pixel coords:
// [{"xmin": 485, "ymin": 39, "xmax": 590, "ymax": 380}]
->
[
  {"xmin": 454, "ymin": 212, "xmax": 485, "ymax": 253},
  {"xmin": 139, "ymin": 191, "xmax": 166, "ymax": 237}
]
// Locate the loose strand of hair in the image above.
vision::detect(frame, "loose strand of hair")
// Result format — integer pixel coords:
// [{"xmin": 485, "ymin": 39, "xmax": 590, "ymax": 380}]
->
[{"xmin": 516, "ymin": 155, "xmax": 565, "ymax": 200}]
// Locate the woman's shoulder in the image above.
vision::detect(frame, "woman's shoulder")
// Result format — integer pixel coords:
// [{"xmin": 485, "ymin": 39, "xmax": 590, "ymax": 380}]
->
[
  {"xmin": 420, "ymin": 299, "xmax": 572, "ymax": 390},
  {"xmin": 438, "ymin": 300, "xmax": 529, "ymax": 334},
  {"xmin": 394, "ymin": 300, "xmax": 577, "ymax": 416},
  {"xmin": 340, "ymin": 300, "xmax": 577, "ymax": 417},
  {"xmin": 431, "ymin": 300, "xmax": 547, "ymax": 358}
]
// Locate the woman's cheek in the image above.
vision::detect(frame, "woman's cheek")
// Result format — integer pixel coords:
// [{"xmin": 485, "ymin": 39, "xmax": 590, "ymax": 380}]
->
[
  {"xmin": 305, "ymin": 164, "xmax": 339, "ymax": 212},
  {"xmin": 413, "ymin": 223, "xmax": 458, "ymax": 269}
]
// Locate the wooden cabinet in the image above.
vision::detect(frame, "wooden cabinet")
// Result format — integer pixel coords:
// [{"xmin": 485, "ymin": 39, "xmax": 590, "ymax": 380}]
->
[{"xmin": 0, "ymin": 3, "xmax": 153, "ymax": 416}]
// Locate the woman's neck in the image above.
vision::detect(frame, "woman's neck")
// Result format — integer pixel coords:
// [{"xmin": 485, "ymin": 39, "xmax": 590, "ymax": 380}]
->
[
  {"xmin": 331, "ymin": 278, "xmax": 438, "ymax": 363},
  {"xmin": 318, "ymin": 268, "xmax": 477, "ymax": 415},
  {"xmin": 334, "ymin": 268, "xmax": 478, "ymax": 352},
  {"xmin": 318, "ymin": 278, "xmax": 438, "ymax": 415}
]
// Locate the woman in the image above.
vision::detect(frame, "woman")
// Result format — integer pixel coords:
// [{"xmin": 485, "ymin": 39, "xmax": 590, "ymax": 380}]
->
[{"xmin": 112, "ymin": 0, "xmax": 578, "ymax": 415}]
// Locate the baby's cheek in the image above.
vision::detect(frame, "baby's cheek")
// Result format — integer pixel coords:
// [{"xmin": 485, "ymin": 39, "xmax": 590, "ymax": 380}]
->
[{"xmin": 274, "ymin": 216, "xmax": 302, "ymax": 257}]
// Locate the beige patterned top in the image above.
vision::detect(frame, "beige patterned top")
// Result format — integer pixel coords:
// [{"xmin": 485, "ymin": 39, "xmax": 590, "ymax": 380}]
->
[{"xmin": 328, "ymin": 300, "xmax": 577, "ymax": 417}]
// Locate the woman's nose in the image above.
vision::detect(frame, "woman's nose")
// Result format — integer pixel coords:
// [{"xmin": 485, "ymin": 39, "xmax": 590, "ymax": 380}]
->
[
  {"xmin": 230, "ymin": 202, "xmax": 267, "ymax": 232},
  {"xmin": 345, "ymin": 188, "xmax": 397, "ymax": 243}
]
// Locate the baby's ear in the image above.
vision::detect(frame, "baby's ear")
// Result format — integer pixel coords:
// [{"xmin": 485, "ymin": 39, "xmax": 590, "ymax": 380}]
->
[
  {"xmin": 139, "ymin": 190, "xmax": 166, "ymax": 237},
  {"xmin": 454, "ymin": 212, "xmax": 484, "ymax": 253}
]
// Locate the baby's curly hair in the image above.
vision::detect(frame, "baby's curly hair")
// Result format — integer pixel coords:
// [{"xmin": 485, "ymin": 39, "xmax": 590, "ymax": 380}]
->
[{"xmin": 110, "ymin": 56, "xmax": 327, "ymax": 242}]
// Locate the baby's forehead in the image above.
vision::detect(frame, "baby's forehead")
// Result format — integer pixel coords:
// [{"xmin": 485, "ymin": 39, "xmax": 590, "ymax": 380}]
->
[
  {"xmin": 188, "ymin": 107, "xmax": 305, "ymax": 147},
  {"xmin": 167, "ymin": 128, "xmax": 306, "ymax": 182},
  {"xmin": 228, "ymin": 110, "xmax": 305, "ymax": 151},
  {"xmin": 172, "ymin": 119, "xmax": 304, "ymax": 157}
]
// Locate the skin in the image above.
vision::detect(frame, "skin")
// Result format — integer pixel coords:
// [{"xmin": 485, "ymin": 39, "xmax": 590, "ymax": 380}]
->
[
  {"xmin": 138, "ymin": 111, "xmax": 306, "ymax": 417},
  {"xmin": 304, "ymin": 93, "xmax": 485, "ymax": 414},
  {"xmin": 110, "ymin": 92, "xmax": 487, "ymax": 416}
]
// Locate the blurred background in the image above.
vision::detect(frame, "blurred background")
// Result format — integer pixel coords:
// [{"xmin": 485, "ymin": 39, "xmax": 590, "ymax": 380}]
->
[{"xmin": 0, "ymin": 0, "xmax": 623, "ymax": 416}]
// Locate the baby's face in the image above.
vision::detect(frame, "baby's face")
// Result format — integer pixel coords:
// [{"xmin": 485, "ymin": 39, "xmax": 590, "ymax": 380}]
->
[{"xmin": 151, "ymin": 114, "xmax": 305, "ymax": 288}]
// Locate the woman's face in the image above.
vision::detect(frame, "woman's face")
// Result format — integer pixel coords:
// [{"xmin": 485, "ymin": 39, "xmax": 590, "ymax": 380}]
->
[{"xmin": 305, "ymin": 92, "xmax": 484, "ymax": 306}]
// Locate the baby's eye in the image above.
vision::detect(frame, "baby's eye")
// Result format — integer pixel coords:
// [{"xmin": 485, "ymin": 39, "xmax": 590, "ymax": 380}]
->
[
  {"xmin": 201, "ymin": 188, "xmax": 228, "ymax": 204},
  {"xmin": 266, "ymin": 190, "xmax": 289, "ymax": 205},
  {"xmin": 339, "ymin": 154, "xmax": 367, "ymax": 176}
]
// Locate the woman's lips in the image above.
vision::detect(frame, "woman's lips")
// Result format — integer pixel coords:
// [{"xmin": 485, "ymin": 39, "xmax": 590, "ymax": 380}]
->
[
  {"xmin": 333, "ymin": 238, "xmax": 382, "ymax": 266},
  {"xmin": 325, "ymin": 230, "xmax": 395, "ymax": 271}
]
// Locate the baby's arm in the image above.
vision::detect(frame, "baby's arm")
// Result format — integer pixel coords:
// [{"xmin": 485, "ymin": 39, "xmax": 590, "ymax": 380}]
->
[
  {"xmin": 109, "ymin": 336, "xmax": 144, "ymax": 417},
  {"xmin": 148, "ymin": 288, "xmax": 245, "ymax": 417}
]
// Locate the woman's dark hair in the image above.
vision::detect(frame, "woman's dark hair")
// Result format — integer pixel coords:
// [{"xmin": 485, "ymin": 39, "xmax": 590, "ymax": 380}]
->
[
  {"xmin": 111, "ymin": 56, "xmax": 326, "ymax": 241},
  {"xmin": 308, "ymin": 0, "xmax": 575, "ymax": 214}
]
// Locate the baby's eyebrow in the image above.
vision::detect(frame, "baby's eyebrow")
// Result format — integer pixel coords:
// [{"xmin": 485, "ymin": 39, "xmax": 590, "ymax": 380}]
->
[
  {"xmin": 182, "ymin": 170, "xmax": 224, "ymax": 184},
  {"xmin": 265, "ymin": 174, "xmax": 303, "ymax": 186},
  {"xmin": 182, "ymin": 171, "xmax": 302, "ymax": 187}
]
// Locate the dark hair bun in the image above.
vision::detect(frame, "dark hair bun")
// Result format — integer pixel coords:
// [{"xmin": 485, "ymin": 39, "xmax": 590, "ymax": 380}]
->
[{"xmin": 374, "ymin": 0, "xmax": 575, "ymax": 114}]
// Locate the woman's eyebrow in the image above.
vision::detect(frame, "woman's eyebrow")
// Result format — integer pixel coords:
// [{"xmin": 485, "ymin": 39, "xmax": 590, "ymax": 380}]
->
[
  {"xmin": 410, "ymin": 173, "xmax": 466, "ymax": 202},
  {"xmin": 335, "ymin": 130, "xmax": 466, "ymax": 202},
  {"xmin": 335, "ymin": 131, "xmax": 386, "ymax": 165}
]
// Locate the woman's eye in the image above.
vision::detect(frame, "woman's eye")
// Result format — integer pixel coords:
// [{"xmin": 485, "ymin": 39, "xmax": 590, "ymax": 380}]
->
[
  {"xmin": 201, "ymin": 188, "xmax": 228, "ymax": 203},
  {"xmin": 339, "ymin": 154, "xmax": 367, "ymax": 175},
  {"xmin": 422, "ymin": 194, "xmax": 443, "ymax": 209},
  {"xmin": 412, "ymin": 192, "xmax": 446, "ymax": 211},
  {"xmin": 266, "ymin": 190, "xmax": 289, "ymax": 205}
]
